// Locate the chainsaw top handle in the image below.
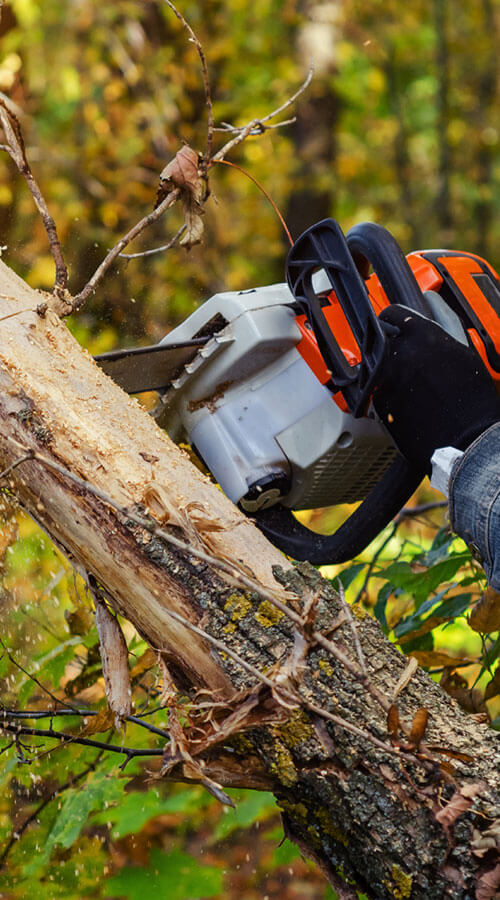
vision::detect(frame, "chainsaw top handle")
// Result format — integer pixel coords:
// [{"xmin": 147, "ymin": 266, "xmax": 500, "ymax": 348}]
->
[
  {"xmin": 252, "ymin": 219, "xmax": 428, "ymax": 565},
  {"xmin": 285, "ymin": 218, "xmax": 428, "ymax": 416}
]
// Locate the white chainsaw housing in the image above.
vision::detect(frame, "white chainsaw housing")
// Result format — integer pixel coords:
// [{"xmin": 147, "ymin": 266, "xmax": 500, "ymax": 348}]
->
[{"xmin": 155, "ymin": 284, "xmax": 397, "ymax": 511}]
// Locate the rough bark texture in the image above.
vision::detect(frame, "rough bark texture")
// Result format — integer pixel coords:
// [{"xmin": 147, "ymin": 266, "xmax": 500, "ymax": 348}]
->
[{"xmin": 0, "ymin": 261, "xmax": 499, "ymax": 900}]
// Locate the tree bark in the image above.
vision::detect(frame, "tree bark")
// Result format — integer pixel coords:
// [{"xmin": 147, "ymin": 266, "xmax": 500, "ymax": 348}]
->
[{"xmin": 0, "ymin": 261, "xmax": 498, "ymax": 900}]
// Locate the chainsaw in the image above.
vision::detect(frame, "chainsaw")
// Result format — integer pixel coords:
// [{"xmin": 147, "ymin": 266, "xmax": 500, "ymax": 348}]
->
[{"xmin": 95, "ymin": 219, "xmax": 500, "ymax": 565}]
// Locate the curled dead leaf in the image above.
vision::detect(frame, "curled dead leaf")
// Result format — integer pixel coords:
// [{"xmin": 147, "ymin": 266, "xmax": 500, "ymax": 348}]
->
[
  {"xmin": 476, "ymin": 862, "xmax": 500, "ymax": 900},
  {"xmin": 435, "ymin": 782, "xmax": 485, "ymax": 828},
  {"xmin": 387, "ymin": 703, "xmax": 400, "ymax": 738},
  {"xmin": 441, "ymin": 668, "xmax": 488, "ymax": 715},
  {"xmin": 469, "ymin": 588, "xmax": 500, "ymax": 633},
  {"xmin": 409, "ymin": 707, "xmax": 428, "ymax": 747},
  {"xmin": 472, "ymin": 820, "xmax": 500, "ymax": 858},
  {"xmin": 79, "ymin": 707, "xmax": 115, "ymax": 737},
  {"xmin": 485, "ymin": 666, "xmax": 500, "ymax": 702},
  {"xmin": 156, "ymin": 144, "xmax": 205, "ymax": 247}
]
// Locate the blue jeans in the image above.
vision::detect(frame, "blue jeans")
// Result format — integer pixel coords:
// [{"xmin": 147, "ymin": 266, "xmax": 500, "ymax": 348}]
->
[{"xmin": 449, "ymin": 422, "xmax": 500, "ymax": 590}]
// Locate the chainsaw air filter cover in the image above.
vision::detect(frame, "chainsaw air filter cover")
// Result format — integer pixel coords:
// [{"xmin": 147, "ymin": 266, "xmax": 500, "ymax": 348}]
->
[{"xmin": 155, "ymin": 283, "xmax": 396, "ymax": 512}]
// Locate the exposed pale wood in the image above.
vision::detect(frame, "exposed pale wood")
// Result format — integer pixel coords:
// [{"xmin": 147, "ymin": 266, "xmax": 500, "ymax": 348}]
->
[{"xmin": 0, "ymin": 260, "xmax": 289, "ymax": 693}]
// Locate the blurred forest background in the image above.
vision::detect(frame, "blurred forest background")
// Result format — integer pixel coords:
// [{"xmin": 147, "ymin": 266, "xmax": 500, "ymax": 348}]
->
[{"xmin": 0, "ymin": 1, "xmax": 499, "ymax": 898}]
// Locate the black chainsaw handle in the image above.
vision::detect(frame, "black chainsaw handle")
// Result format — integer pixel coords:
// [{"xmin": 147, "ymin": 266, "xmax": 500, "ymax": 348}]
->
[
  {"xmin": 252, "ymin": 455, "xmax": 424, "ymax": 565},
  {"xmin": 346, "ymin": 221, "xmax": 428, "ymax": 314}
]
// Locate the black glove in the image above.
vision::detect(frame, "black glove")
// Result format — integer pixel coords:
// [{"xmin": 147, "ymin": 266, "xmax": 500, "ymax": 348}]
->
[{"xmin": 372, "ymin": 305, "xmax": 500, "ymax": 473}]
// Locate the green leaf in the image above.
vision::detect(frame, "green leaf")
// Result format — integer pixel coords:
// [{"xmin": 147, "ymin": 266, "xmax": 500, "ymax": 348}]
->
[
  {"xmin": 335, "ymin": 563, "xmax": 366, "ymax": 591},
  {"xmin": 93, "ymin": 786, "xmax": 210, "ymax": 839},
  {"xmin": 272, "ymin": 837, "xmax": 300, "ymax": 866},
  {"xmin": 24, "ymin": 769, "xmax": 127, "ymax": 875},
  {"xmin": 104, "ymin": 848, "xmax": 223, "ymax": 900},
  {"xmin": 380, "ymin": 555, "xmax": 470, "ymax": 606},
  {"xmin": 374, "ymin": 582, "xmax": 392, "ymax": 633},
  {"xmin": 213, "ymin": 790, "xmax": 276, "ymax": 841}
]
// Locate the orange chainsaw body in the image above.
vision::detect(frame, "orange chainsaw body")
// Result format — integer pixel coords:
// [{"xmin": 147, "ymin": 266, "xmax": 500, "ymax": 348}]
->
[{"xmin": 295, "ymin": 250, "xmax": 500, "ymax": 409}]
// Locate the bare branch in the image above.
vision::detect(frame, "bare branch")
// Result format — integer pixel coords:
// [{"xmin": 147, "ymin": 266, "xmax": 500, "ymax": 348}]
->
[
  {"xmin": 0, "ymin": 720, "xmax": 163, "ymax": 760},
  {"xmin": 214, "ymin": 116, "xmax": 297, "ymax": 134},
  {"xmin": 164, "ymin": 0, "xmax": 214, "ymax": 170},
  {"xmin": 70, "ymin": 187, "xmax": 180, "ymax": 312},
  {"xmin": 335, "ymin": 580, "xmax": 367, "ymax": 676},
  {"xmin": 211, "ymin": 65, "xmax": 314, "ymax": 164},
  {"xmin": 119, "ymin": 224, "xmax": 186, "ymax": 259},
  {"xmin": 0, "ymin": 707, "xmax": 170, "ymax": 739},
  {"xmin": 0, "ymin": 99, "xmax": 68, "ymax": 294}
]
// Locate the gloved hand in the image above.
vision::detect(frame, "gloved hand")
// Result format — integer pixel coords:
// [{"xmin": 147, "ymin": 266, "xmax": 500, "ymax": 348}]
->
[{"xmin": 372, "ymin": 305, "xmax": 500, "ymax": 473}]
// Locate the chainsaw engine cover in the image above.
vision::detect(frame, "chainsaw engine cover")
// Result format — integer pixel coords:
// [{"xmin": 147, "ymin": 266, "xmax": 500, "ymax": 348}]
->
[{"xmin": 155, "ymin": 284, "xmax": 396, "ymax": 511}]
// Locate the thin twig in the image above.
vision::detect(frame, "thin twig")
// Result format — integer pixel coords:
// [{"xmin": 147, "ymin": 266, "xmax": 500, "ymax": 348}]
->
[
  {"xmin": 0, "ymin": 636, "xmax": 83, "ymax": 714},
  {"xmin": 0, "ymin": 100, "xmax": 68, "ymax": 293},
  {"xmin": 0, "ymin": 453, "xmax": 34, "ymax": 480},
  {"xmin": 0, "ymin": 707, "xmax": 170, "ymax": 739},
  {"xmin": 336, "ymin": 580, "xmax": 367, "ymax": 676},
  {"xmin": 0, "ymin": 720, "xmax": 163, "ymax": 759},
  {"xmin": 211, "ymin": 65, "xmax": 313, "ymax": 164},
  {"xmin": 119, "ymin": 224, "xmax": 186, "ymax": 259},
  {"xmin": 214, "ymin": 116, "xmax": 297, "ymax": 133},
  {"xmin": 353, "ymin": 523, "xmax": 398, "ymax": 606},
  {"xmin": 164, "ymin": 0, "xmax": 214, "ymax": 170},
  {"xmin": 71, "ymin": 188, "xmax": 180, "ymax": 312},
  {"xmin": 395, "ymin": 501, "xmax": 447, "ymax": 523}
]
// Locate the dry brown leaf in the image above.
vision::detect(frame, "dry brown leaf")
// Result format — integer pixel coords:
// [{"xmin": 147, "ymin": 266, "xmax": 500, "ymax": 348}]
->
[
  {"xmin": 387, "ymin": 704, "xmax": 400, "ymax": 738},
  {"xmin": 441, "ymin": 668, "xmax": 488, "ymax": 715},
  {"xmin": 469, "ymin": 588, "xmax": 500, "ymax": 633},
  {"xmin": 435, "ymin": 782, "xmax": 485, "ymax": 827},
  {"xmin": 158, "ymin": 144, "xmax": 201, "ymax": 195},
  {"xmin": 472, "ymin": 820, "xmax": 500, "ymax": 858},
  {"xmin": 79, "ymin": 707, "xmax": 115, "ymax": 737},
  {"xmin": 130, "ymin": 647, "xmax": 158, "ymax": 682},
  {"xmin": 409, "ymin": 707, "xmax": 428, "ymax": 747},
  {"xmin": 476, "ymin": 863, "xmax": 500, "ymax": 900},
  {"xmin": 485, "ymin": 666, "xmax": 500, "ymax": 701},
  {"xmin": 94, "ymin": 597, "xmax": 132, "ymax": 727},
  {"xmin": 156, "ymin": 144, "xmax": 204, "ymax": 247},
  {"xmin": 410, "ymin": 650, "xmax": 476, "ymax": 668}
]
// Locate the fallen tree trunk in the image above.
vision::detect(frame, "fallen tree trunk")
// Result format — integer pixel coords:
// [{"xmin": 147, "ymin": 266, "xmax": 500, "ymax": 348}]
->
[{"xmin": 0, "ymin": 261, "xmax": 498, "ymax": 900}]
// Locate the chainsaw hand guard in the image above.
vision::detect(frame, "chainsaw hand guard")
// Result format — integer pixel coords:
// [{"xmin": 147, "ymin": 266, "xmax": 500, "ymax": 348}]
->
[{"xmin": 255, "ymin": 219, "xmax": 430, "ymax": 564}]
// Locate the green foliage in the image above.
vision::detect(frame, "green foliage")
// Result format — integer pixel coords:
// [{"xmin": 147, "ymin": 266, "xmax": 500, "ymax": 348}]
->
[
  {"xmin": 25, "ymin": 768, "xmax": 128, "ymax": 875},
  {"xmin": 104, "ymin": 848, "xmax": 223, "ymax": 900},
  {"xmin": 92, "ymin": 785, "xmax": 212, "ymax": 839},
  {"xmin": 212, "ymin": 790, "xmax": 276, "ymax": 841}
]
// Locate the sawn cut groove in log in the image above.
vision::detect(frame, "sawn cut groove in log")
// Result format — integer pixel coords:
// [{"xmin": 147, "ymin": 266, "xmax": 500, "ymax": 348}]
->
[{"xmin": 0, "ymin": 261, "xmax": 498, "ymax": 900}]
